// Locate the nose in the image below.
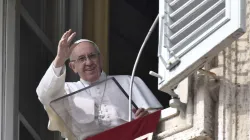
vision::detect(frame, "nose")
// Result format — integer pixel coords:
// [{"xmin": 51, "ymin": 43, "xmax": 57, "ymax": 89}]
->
[{"xmin": 85, "ymin": 57, "xmax": 93, "ymax": 65}]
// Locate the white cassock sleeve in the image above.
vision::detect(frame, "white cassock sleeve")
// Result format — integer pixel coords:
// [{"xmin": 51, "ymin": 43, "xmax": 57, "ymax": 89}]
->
[
  {"xmin": 36, "ymin": 63, "xmax": 76, "ymax": 140},
  {"xmin": 36, "ymin": 63, "xmax": 66, "ymax": 105},
  {"xmin": 132, "ymin": 77, "xmax": 163, "ymax": 110}
]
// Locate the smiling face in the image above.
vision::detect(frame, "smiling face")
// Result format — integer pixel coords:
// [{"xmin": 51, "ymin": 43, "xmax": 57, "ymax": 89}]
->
[{"xmin": 69, "ymin": 41, "xmax": 102, "ymax": 82}]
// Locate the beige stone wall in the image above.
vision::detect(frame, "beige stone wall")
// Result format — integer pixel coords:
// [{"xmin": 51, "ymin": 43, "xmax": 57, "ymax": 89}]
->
[{"xmin": 210, "ymin": 0, "xmax": 250, "ymax": 139}]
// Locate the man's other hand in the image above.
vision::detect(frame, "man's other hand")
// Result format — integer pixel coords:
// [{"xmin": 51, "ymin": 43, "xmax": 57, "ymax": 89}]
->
[{"xmin": 133, "ymin": 108, "xmax": 149, "ymax": 119}]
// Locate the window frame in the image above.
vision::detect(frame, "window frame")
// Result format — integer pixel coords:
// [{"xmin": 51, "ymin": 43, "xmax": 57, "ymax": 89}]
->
[{"xmin": 0, "ymin": 0, "xmax": 20, "ymax": 140}]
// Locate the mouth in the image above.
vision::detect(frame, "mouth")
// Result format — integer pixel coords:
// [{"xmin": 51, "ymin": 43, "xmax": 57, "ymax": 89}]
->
[{"xmin": 84, "ymin": 67, "xmax": 96, "ymax": 72}]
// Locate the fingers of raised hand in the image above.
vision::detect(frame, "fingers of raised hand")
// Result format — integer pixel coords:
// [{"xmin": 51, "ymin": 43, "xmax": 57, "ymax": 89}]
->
[
  {"xmin": 67, "ymin": 32, "xmax": 76, "ymax": 43},
  {"xmin": 59, "ymin": 32, "xmax": 69, "ymax": 46},
  {"xmin": 61, "ymin": 29, "xmax": 71, "ymax": 40},
  {"xmin": 59, "ymin": 29, "xmax": 76, "ymax": 47}
]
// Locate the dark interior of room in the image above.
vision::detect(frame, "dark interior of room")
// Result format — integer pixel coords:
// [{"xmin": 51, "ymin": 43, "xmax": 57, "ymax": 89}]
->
[
  {"xmin": 109, "ymin": 0, "xmax": 171, "ymax": 108},
  {"xmin": 18, "ymin": 1, "xmax": 171, "ymax": 139}
]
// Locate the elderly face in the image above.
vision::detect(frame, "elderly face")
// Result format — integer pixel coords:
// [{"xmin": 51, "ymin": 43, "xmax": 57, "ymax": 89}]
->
[{"xmin": 69, "ymin": 42, "xmax": 102, "ymax": 82}]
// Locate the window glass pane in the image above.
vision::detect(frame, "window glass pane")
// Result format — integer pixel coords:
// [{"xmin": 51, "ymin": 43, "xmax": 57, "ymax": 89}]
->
[
  {"xmin": 44, "ymin": 0, "xmax": 59, "ymax": 44},
  {"xmin": 21, "ymin": 0, "xmax": 42, "ymax": 28},
  {"xmin": 19, "ymin": 17, "xmax": 55, "ymax": 140},
  {"xmin": 21, "ymin": 0, "xmax": 58, "ymax": 45},
  {"xmin": 19, "ymin": 122, "xmax": 35, "ymax": 140}
]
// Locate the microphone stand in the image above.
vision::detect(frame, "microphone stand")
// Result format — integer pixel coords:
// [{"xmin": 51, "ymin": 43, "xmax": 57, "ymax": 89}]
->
[{"xmin": 129, "ymin": 14, "xmax": 159, "ymax": 122}]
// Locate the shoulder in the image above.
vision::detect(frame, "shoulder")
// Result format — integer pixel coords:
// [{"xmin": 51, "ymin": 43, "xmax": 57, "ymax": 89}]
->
[
  {"xmin": 108, "ymin": 75, "xmax": 143, "ymax": 83},
  {"xmin": 65, "ymin": 81, "xmax": 81, "ymax": 86},
  {"xmin": 64, "ymin": 81, "xmax": 82, "ymax": 93}
]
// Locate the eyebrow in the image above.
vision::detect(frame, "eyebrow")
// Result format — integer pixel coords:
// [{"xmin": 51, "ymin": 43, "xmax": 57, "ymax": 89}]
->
[
  {"xmin": 77, "ymin": 55, "xmax": 86, "ymax": 58},
  {"xmin": 77, "ymin": 53, "xmax": 97, "ymax": 58}
]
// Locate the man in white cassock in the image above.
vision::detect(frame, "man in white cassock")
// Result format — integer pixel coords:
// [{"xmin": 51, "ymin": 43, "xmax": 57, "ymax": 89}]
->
[{"xmin": 36, "ymin": 29, "xmax": 162, "ymax": 140}]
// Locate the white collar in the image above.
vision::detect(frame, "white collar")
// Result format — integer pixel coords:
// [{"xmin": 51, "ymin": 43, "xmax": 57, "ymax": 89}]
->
[{"xmin": 80, "ymin": 71, "xmax": 106, "ymax": 87}]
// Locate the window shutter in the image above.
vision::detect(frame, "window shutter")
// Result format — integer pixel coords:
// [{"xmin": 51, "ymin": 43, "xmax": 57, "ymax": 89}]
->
[{"xmin": 158, "ymin": 0, "xmax": 246, "ymax": 92}]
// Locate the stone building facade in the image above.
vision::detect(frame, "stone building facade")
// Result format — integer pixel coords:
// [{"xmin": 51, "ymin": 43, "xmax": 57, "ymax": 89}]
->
[{"xmin": 155, "ymin": 0, "xmax": 250, "ymax": 139}]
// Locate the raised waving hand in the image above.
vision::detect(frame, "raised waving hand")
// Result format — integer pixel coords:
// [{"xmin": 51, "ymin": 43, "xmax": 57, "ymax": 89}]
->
[{"xmin": 54, "ymin": 29, "xmax": 76, "ymax": 67}]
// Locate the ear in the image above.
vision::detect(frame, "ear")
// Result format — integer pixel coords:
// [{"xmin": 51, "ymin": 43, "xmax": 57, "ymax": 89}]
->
[{"xmin": 69, "ymin": 62, "xmax": 77, "ymax": 73}]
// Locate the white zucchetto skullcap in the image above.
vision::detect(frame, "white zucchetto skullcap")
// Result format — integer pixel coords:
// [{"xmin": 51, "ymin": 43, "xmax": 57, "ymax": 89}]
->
[{"xmin": 72, "ymin": 39, "xmax": 100, "ymax": 53}]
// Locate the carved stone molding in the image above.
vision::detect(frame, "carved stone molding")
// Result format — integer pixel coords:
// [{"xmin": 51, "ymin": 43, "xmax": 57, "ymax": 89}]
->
[{"xmin": 156, "ymin": 74, "xmax": 219, "ymax": 140}]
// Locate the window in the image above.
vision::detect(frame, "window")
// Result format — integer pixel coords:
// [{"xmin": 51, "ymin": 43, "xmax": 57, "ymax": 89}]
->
[
  {"xmin": 158, "ymin": 0, "xmax": 246, "ymax": 93},
  {"xmin": 155, "ymin": 0, "xmax": 246, "ymax": 139}
]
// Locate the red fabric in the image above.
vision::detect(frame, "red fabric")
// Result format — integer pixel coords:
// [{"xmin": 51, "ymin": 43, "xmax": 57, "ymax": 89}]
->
[{"xmin": 86, "ymin": 110, "xmax": 161, "ymax": 140}]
